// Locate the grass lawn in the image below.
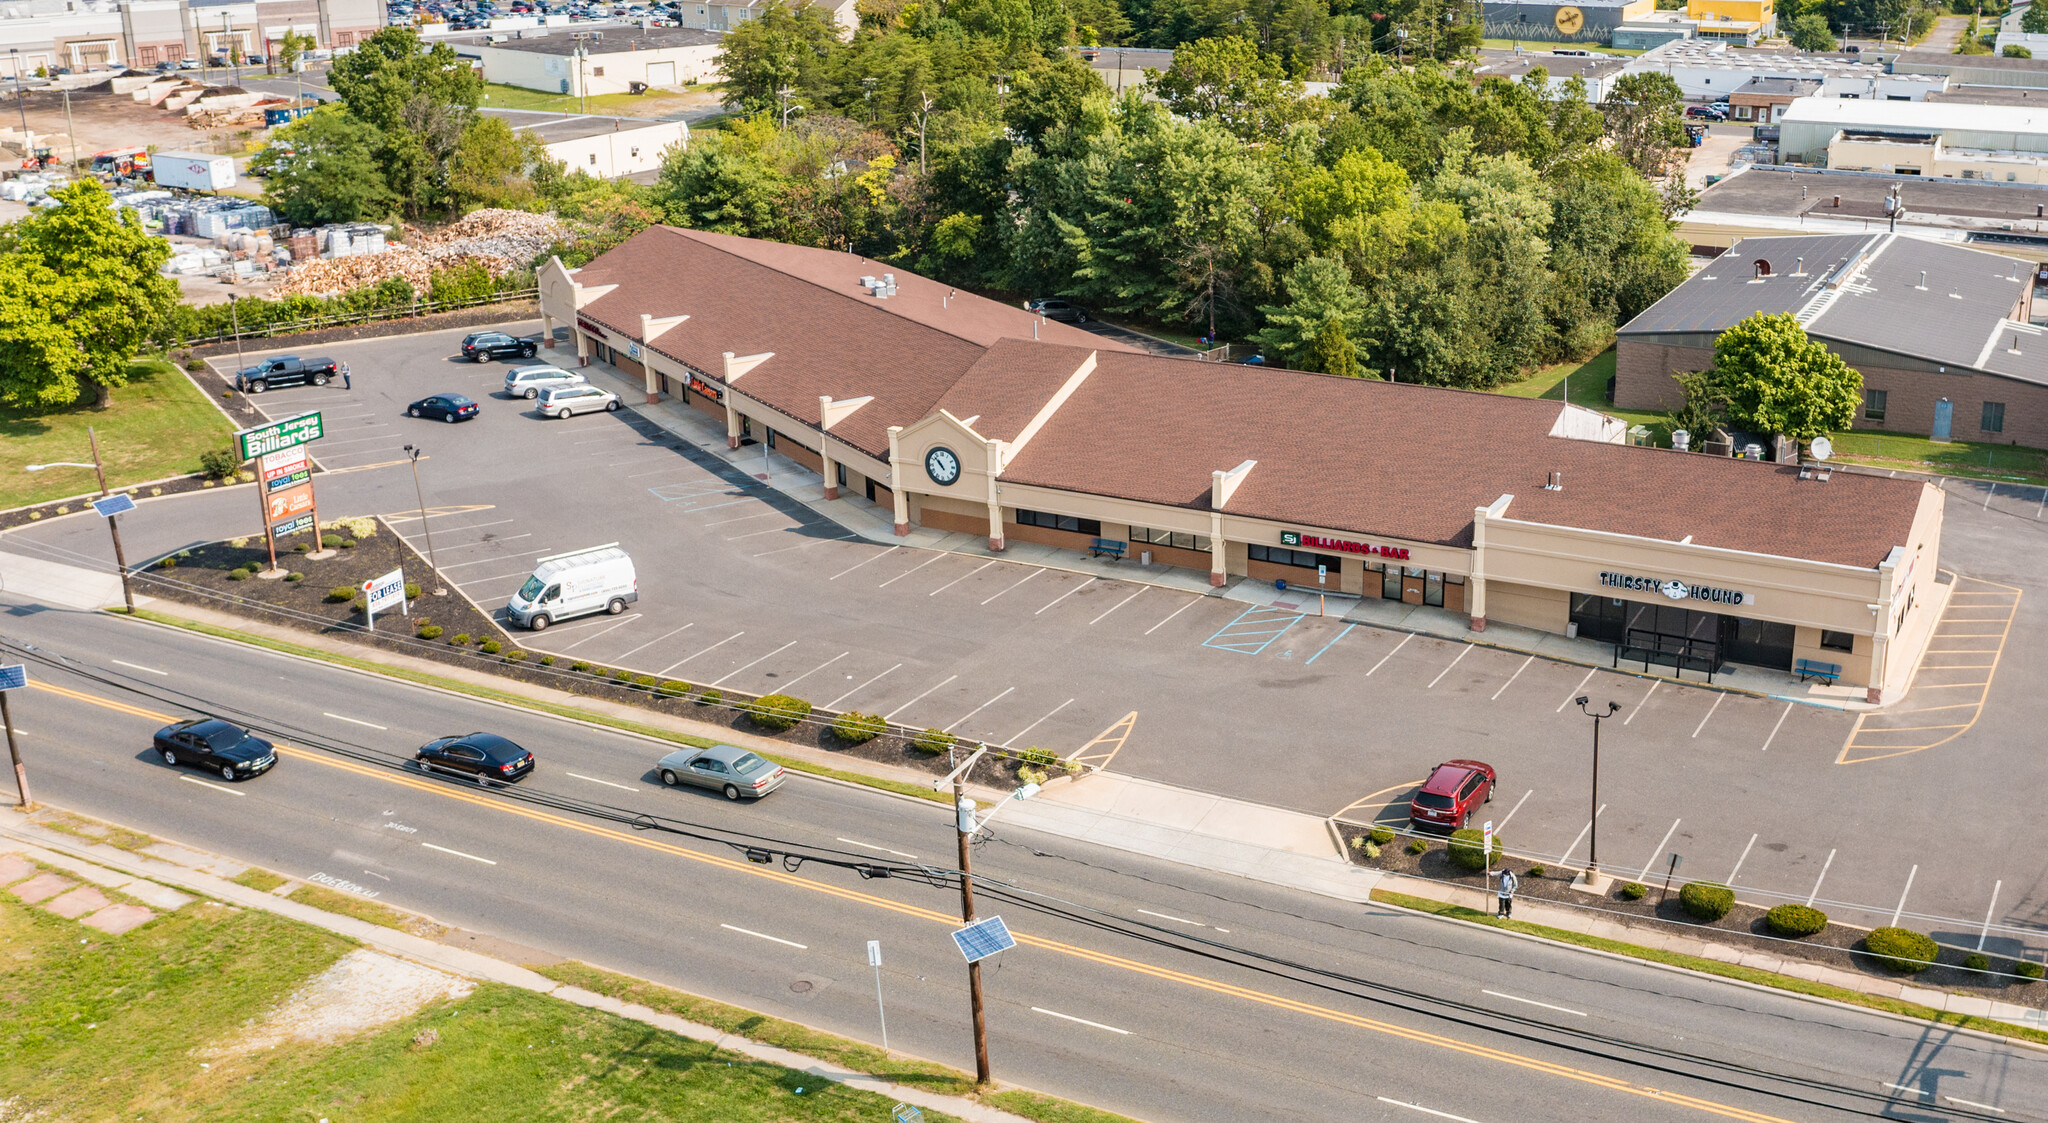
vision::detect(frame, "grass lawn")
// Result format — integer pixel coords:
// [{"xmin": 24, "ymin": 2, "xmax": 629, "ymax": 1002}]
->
[
  {"xmin": 481, "ymin": 81, "xmax": 709, "ymax": 118},
  {"xmin": 2, "ymin": 358, "xmax": 235, "ymax": 511},
  {"xmin": 0, "ymin": 893, "xmax": 972, "ymax": 1121},
  {"xmin": 1494, "ymin": 350, "xmax": 1671, "ymax": 437},
  {"xmin": 1827, "ymin": 430, "xmax": 2048, "ymax": 485}
]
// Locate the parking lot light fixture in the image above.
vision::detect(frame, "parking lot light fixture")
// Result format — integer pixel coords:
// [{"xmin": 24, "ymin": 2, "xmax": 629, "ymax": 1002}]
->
[
  {"xmin": 403, "ymin": 445, "xmax": 446, "ymax": 596},
  {"xmin": 1573, "ymin": 696, "xmax": 1621, "ymax": 891},
  {"xmin": 25, "ymin": 426, "xmax": 134, "ymax": 612}
]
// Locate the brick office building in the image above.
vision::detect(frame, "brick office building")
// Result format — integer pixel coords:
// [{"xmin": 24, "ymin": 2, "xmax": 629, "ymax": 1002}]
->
[{"xmin": 1616, "ymin": 232, "xmax": 2046, "ymax": 449}]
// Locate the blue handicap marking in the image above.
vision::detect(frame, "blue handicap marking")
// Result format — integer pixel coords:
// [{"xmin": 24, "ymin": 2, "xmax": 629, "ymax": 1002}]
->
[{"xmin": 1202, "ymin": 605, "xmax": 1305, "ymax": 655}]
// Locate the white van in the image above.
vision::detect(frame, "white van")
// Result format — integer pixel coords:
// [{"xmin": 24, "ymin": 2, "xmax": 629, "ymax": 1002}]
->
[
  {"xmin": 506, "ymin": 544, "xmax": 637, "ymax": 630},
  {"xmin": 503, "ymin": 364, "xmax": 585, "ymax": 399}
]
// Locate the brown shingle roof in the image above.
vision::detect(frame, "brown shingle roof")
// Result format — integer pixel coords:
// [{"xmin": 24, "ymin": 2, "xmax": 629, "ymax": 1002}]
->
[{"xmin": 935, "ymin": 340, "xmax": 1096, "ymax": 443}]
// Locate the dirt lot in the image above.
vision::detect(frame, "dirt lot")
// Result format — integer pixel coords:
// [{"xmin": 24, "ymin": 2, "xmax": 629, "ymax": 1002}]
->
[{"xmin": 8, "ymin": 79, "xmax": 248, "ymax": 164}]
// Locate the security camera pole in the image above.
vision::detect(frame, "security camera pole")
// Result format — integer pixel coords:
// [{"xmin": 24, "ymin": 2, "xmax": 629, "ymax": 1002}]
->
[{"xmin": 1572, "ymin": 696, "xmax": 1621, "ymax": 890}]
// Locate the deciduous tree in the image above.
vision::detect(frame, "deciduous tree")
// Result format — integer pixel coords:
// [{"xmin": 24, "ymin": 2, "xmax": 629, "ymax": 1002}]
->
[
  {"xmin": 1601, "ymin": 72, "xmax": 1687, "ymax": 179},
  {"xmin": 252, "ymin": 108, "xmax": 402, "ymax": 225},
  {"xmin": 1711, "ymin": 312, "xmax": 1862, "ymax": 441}
]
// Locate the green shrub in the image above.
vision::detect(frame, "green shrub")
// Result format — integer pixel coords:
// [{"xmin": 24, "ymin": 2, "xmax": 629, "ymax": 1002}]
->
[
  {"xmin": 284, "ymin": 571, "xmax": 303, "ymax": 582},
  {"xmin": 340, "ymin": 538, "xmax": 358, "ymax": 548},
  {"xmin": 1678, "ymin": 881, "xmax": 1735, "ymax": 922},
  {"xmin": 225, "ymin": 568, "xmax": 250, "ymax": 580},
  {"xmin": 157, "ymin": 556, "xmax": 177, "ymax": 569},
  {"xmin": 832, "ymin": 711, "xmax": 887, "ymax": 744},
  {"xmin": 1620, "ymin": 882, "xmax": 1647, "ymax": 901},
  {"xmin": 539, "ymin": 655, "xmax": 555, "ymax": 667},
  {"xmin": 185, "ymin": 358, "xmax": 209, "ymax": 372},
  {"xmin": 2016, "ymin": 960, "xmax": 2045, "ymax": 982},
  {"xmin": 1764, "ymin": 903, "xmax": 1828, "ymax": 938},
  {"xmin": 612, "ymin": 668, "xmax": 633, "ymax": 682},
  {"xmin": 746, "ymin": 693, "xmax": 813, "ymax": 732},
  {"xmin": 351, "ymin": 596, "xmax": 365, "ymax": 611},
  {"xmin": 1406, "ymin": 838, "xmax": 1429, "ymax": 856},
  {"xmin": 587, "ymin": 667, "xmax": 610, "ymax": 679},
  {"xmin": 404, "ymin": 583, "xmax": 420, "ymax": 599},
  {"xmin": 1020, "ymin": 746, "xmax": 1060, "ymax": 768},
  {"xmin": 1964, "ymin": 952, "xmax": 1990, "ymax": 973},
  {"xmin": 695, "ymin": 688, "xmax": 724, "ymax": 707},
  {"xmin": 450, "ymin": 633, "xmax": 471, "ymax": 646},
  {"xmin": 1865, "ymin": 926, "xmax": 1939, "ymax": 973},
  {"xmin": 1362, "ymin": 840, "xmax": 1380, "ymax": 860},
  {"xmin": 570, "ymin": 660, "xmax": 591, "ymax": 673},
  {"xmin": 632, "ymin": 674, "xmax": 658, "ymax": 690},
  {"xmin": 654, "ymin": 679, "xmax": 690, "ymax": 698},
  {"xmin": 417, "ymin": 625, "xmax": 444, "ymax": 640},
  {"xmin": 505, "ymin": 650, "xmax": 528, "ymax": 663},
  {"xmin": 1446, "ymin": 828, "xmax": 1504, "ymax": 872},
  {"xmin": 1369, "ymin": 826, "xmax": 1396, "ymax": 846},
  {"xmin": 292, "ymin": 542, "xmax": 309, "ymax": 553},
  {"xmin": 198, "ymin": 445, "xmax": 240, "ymax": 479},
  {"xmin": 1526, "ymin": 864, "xmax": 1546, "ymax": 878},
  {"xmin": 911, "ymin": 728, "xmax": 956, "ymax": 755},
  {"xmin": 325, "ymin": 586, "xmax": 355, "ymax": 602},
  {"xmin": 479, "ymin": 639, "xmax": 502, "ymax": 655},
  {"xmin": 321, "ymin": 534, "xmax": 343, "ymax": 548}
]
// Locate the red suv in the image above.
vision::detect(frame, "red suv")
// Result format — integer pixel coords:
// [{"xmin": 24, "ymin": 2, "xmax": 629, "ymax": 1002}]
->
[{"xmin": 1409, "ymin": 759, "xmax": 1496, "ymax": 832}]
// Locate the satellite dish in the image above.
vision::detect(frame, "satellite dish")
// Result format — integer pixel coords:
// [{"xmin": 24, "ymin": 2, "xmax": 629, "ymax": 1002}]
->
[{"xmin": 1810, "ymin": 436, "xmax": 1833, "ymax": 461}]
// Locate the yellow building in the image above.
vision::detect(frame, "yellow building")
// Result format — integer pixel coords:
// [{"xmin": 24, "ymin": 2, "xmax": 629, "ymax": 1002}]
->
[{"xmin": 1687, "ymin": 0, "xmax": 1777, "ymax": 38}]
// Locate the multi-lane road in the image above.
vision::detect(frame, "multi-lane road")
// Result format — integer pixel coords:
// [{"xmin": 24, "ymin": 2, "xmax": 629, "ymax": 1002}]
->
[{"xmin": 4, "ymin": 583, "xmax": 2045, "ymax": 1121}]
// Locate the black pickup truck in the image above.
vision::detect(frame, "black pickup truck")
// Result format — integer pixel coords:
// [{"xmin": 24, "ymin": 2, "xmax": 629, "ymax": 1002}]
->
[{"xmin": 234, "ymin": 355, "xmax": 339, "ymax": 393}]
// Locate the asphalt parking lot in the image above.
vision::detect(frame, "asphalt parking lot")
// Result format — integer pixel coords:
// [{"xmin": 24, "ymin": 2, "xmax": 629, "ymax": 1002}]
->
[{"xmin": 18, "ymin": 320, "xmax": 2044, "ymax": 943}]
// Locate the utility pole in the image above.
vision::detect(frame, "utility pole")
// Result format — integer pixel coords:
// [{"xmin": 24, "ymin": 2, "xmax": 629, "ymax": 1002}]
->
[
  {"xmin": 10, "ymin": 48, "xmax": 28, "ymax": 140},
  {"xmin": 954, "ymin": 775, "xmax": 992, "ymax": 1086},
  {"xmin": 60, "ymin": 84, "xmax": 76, "ymax": 171},
  {"xmin": 1, "ymin": 674, "xmax": 28, "ymax": 811},
  {"xmin": 403, "ymin": 445, "xmax": 446, "ymax": 595}
]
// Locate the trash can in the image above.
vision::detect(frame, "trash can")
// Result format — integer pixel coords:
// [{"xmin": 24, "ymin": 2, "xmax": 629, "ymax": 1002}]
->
[
  {"xmin": 1276, "ymin": 579, "xmax": 1287, "ymax": 592},
  {"xmin": 1566, "ymin": 622, "xmax": 1579, "ymax": 639}
]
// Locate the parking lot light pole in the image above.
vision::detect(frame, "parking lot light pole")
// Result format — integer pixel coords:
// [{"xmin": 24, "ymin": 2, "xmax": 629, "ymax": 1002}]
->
[
  {"xmin": 25, "ymin": 426, "xmax": 134, "ymax": 612},
  {"xmin": 402, "ymin": 445, "xmax": 446, "ymax": 595},
  {"xmin": 1573, "ymin": 697, "xmax": 1620, "ymax": 888}
]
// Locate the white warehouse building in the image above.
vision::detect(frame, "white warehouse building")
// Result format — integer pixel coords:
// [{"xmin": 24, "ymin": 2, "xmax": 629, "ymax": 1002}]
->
[
  {"xmin": 460, "ymin": 25, "xmax": 720, "ymax": 97},
  {"xmin": 1778, "ymin": 97, "xmax": 2048, "ymax": 182}
]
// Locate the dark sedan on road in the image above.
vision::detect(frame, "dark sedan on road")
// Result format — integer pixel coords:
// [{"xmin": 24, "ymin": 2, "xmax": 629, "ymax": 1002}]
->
[
  {"xmin": 152, "ymin": 718, "xmax": 277, "ymax": 781},
  {"xmin": 1024, "ymin": 298, "xmax": 1088, "ymax": 323},
  {"xmin": 461, "ymin": 332, "xmax": 538, "ymax": 362},
  {"xmin": 656, "ymin": 744, "xmax": 785, "ymax": 800},
  {"xmin": 416, "ymin": 733, "xmax": 534, "ymax": 786},
  {"xmin": 1409, "ymin": 759, "xmax": 1496, "ymax": 833},
  {"xmin": 407, "ymin": 393, "xmax": 480, "ymax": 422}
]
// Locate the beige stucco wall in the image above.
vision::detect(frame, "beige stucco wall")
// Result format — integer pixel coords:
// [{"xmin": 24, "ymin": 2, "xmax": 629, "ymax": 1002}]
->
[{"xmin": 1487, "ymin": 580, "xmax": 1571, "ymax": 633}]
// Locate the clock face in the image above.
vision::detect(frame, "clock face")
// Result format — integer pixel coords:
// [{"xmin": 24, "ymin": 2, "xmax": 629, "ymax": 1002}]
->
[
  {"xmin": 925, "ymin": 446, "xmax": 962, "ymax": 486},
  {"xmin": 1555, "ymin": 4, "xmax": 1583, "ymax": 33}
]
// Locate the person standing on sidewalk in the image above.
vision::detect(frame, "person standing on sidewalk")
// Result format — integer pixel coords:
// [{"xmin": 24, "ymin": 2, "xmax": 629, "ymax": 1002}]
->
[
  {"xmin": 341, "ymin": 362, "xmax": 351, "ymax": 390},
  {"xmin": 1496, "ymin": 867, "xmax": 1519, "ymax": 918}
]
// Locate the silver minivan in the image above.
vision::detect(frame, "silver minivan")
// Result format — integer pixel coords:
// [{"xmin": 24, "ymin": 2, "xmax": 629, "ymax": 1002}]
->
[
  {"xmin": 503, "ymin": 364, "xmax": 585, "ymax": 399},
  {"xmin": 538, "ymin": 383, "xmax": 621, "ymax": 418}
]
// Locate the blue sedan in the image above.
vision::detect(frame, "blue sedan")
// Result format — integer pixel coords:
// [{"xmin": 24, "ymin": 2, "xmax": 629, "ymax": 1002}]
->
[{"xmin": 408, "ymin": 394, "xmax": 479, "ymax": 423}]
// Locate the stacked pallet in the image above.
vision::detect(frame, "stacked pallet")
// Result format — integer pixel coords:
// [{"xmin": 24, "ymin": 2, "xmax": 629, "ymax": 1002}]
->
[{"xmin": 407, "ymin": 208, "xmax": 569, "ymax": 267}]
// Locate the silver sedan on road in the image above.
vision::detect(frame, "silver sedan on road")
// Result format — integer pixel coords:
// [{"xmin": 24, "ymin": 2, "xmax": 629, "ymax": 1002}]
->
[{"xmin": 656, "ymin": 744, "xmax": 787, "ymax": 800}]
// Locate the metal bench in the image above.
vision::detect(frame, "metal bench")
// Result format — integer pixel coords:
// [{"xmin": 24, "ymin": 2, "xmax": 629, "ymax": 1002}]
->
[
  {"xmin": 1088, "ymin": 538, "xmax": 1127, "ymax": 560},
  {"xmin": 1794, "ymin": 658, "xmax": 1841, "ymax": 684}
]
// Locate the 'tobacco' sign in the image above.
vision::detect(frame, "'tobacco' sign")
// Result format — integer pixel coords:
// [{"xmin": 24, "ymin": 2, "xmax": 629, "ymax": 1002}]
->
[{"xmin": 236, "ymin": 412, "xmax": 324, "ymax": 460}]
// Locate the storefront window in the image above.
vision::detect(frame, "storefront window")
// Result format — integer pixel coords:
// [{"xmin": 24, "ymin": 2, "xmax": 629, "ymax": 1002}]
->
[
  {"xmin": 1131, "ymin": 527, "xmax": 1212, "ymax": 552},
  {"xmin": 1424, "ymin": 571, "xmax": 1445, "ymax": 608},
  {"xmin": 1015, "ymin": 509, "xmax": 1102, "ymax": 536},
  {"xmin": 1248, "ymin": 545, "xmax": 1339, "ymax": 570},
  {"xmin": 1820, "ymin": 630, "xmax": 1854, "ymax": 652}
]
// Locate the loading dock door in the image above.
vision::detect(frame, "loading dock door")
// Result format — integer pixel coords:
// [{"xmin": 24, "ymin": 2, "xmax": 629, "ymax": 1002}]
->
[{"xmin": 646, "ymin": 61, "xmax": 675, "ymax": 85}]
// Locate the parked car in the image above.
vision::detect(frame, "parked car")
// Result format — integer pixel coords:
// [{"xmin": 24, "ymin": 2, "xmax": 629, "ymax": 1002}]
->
[
  {"xmin": 1024, "ymin": 298, "xmax": 1088, "ymax": 323},
  {"xmin": 538, "ymin": 383, "xmax": 620, "ymax": 418},
  {"xmin": 152, "ymin": 717, "xmax": 277, "ymax": 782},
  {"xmin": 234, "ymin": 354, "xmax": 338, "ymax": 392},
  {"xmin": 506, "ymin": 544, "xmax": 636, "ymax": 630},
  {"xmin": 415, "ymin": 732, "xmax": 535, "ymax": 786},
  {"xmin": 656, "ymin": 744, "xmax": 786, "ymax": 800},
  {"xmin": 503, "ymin": 364, "xmax": 585, "ymax": 399},
  {"xmin": 407, "ymin": 393, "xmax": 480, "ymax": 422},
  {"xmin": 1686, "ymin": 105, "xmax": 1726, "ymax": 121},
  {"xmin": 1409, "ymin": 759, "xmax": 1496, "ymax": 832},
  {"xmin": 461, "ymin": 331, "xmax": 537, "ymax": 362}
]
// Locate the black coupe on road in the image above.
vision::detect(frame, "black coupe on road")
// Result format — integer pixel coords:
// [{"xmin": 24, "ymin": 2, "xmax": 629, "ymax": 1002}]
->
[{"xmin": 152, "ymin": 718, "xmax": 278, "ymax": 781}]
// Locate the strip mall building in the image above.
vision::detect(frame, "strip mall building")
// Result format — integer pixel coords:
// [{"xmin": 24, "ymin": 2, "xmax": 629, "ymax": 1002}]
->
[{"xmin": 538, "ymin": 228, "xmax": 1945, "ymax": 701}]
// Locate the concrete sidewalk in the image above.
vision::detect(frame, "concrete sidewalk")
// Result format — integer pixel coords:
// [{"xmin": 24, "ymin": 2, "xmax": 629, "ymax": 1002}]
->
[
  {"xmin": 0, "ymin": 813, "xmax": 1041, "ymax": 1123},
  {"xmin": 1383, "ymin": 874, "xmax": 2048, "ymax": 1032},
  {"xmin": 0, "ymin": 547, "xmax": 142, "ymax": 611}
]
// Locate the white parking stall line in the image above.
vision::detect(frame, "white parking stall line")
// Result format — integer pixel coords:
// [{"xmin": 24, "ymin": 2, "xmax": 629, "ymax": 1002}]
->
[
  {"xmin": 776, "ymin": 651, "xmax": 848, "ymax": 692},
  {"xmin": 1366, "ymin": 633, "xmax": 1413, "ymax": 677},
  {"xmin": 1944, "ymin": 1095, "xmax": 2007, "ymax": 1114},
  {"xmin": 1555, "ymin": 803, "xmax": 1605, "ymax": 867},
  {"xmin": 945, "ymin": 687, "xmax": 1015, "ymax": 733},
  {"xmin": 422, "ymin": 843, "xmax": 497, "ymax": 865},
  {"xmin": 435, "ymin": 548, "xmax": 554, "ymax": 570},
  {"xmin": 1557, "ymin": 667, "xmax": 1598, "ymax": 713},
  {"xmin": 1691, "ymin": 693, "xmax": 1724, "ymax": 738},
  {"xmin": 453, "ymin": 570, "xmax": 536, "ymax": 589},
  {"xmin": 1489, "ymin": 656, "xmax": 1534, "ymax": 701},
  {"xmin": 1481, "ymin": 989, "xmax": 1586, "ymax": 1017},
  {"xmin": 1009, "ymin": 698, "xmax": 1073, "ymax": 743},
  {"xmin": 558, "ymin": 615, "xmax": 642, "ymax": 652},
  {"xmin": 1035, "ymin": 577, "xmax": 1098, "ymax": 615},
  {"xmin": 725, "ymin": 525, "xmax": 806, "ymax": 542},
  {"xmin": 1143, "ymin": 596, "xmax": 1203, "ymax": 635},
  {"xmin": 928, "ymin": 559, "xmax": 997, "ymax": 597},
  {"xmin": 1806, "ymin": 848, "xmax": 1836, "ymax": 907},
  {"xmin": 1493, "ymin": 789, "xmax": 1533, "ymax": 834},
  {"xmin": 308, "ymin": 433, "xmax": 402, "ymax": 448},
  {"xmin": 1891, "ymin": 864, "xmax": 1919, "ymax": 928},
  {"xmin": 982, "ymin": 569, "xmax": 1041, "ymax": 605},
  {"xmin": 1375, "ymin": 1098, "xmax": 1488, "ymax": 1123},
  {"xmin": 1030, "ymin": 1007, "xmax": 1130, "ymax": 1035},
  {"xmin": 398, "ymin": 517, "xmax": 514, "ymax": 536},
  {"xmin": 1635, "ymin": 819, "xmax": 1681, "ymax": 881},
  {"xmin": 1089, "ymin": 587, "xmax": 1146, "ymax": 625},
  {"xmin": 1977, "ymin": 880, "xmax": 2003, "ymax": 951},
  {"xmin": 1425, "ymin": 646, "xmax": 1471, "ymax": 689},
  {"xmin": 432, "ymin": 534, "xmax": 534, "ymax": 551},
  {"xmin": 1136, "ymin": 908, "xmax": 1208, "ymax": 927},
  {"xmin": 754, "ymin": 534, "xmax": 858, "ymax": 558},
  {"xmin": 1759, "ymin": 702, "xmax": 1793, "ymax": 752},
  {"xmin": 660, "ymin": 631, "xmax": 745, "ymax": 675},
  {"xmin": 836, "ymin": 837, "xmax": 919, "ymax": 860},
  {"xmin": 884, "ymin": 675, "xmax": 959, "ymax": 720},
  {"xmin": 828, "ymin": 663, "xmax": 901, "ymax": 710},
  {"xmin": 323, "ymin": 712, "xmax": 388, "ymax": 730},
  {"xmin": 1727, "ymin": 833, "xmax": 1758, "ymax": 885},
  {"xmin": 567, "ymin": 772, "xmax": 636, "ymax": 792},
  {"xmin": 709, "ymin": 640, "xmax": 800, "ymax": 687},
  {"xmin": 720, "ymin": 923, "xmax": 807, "ymax": 950},
  {"xmin": 877, "ymin": 553, "xmax": 947, "ymax": 588},
  {"xmin": 610, "ymin": 623, "xmax": 696, "ymax": 663},
  {"xmin": 179, "ymin": 775, "xmax": 244, "ymax": 797},
  {"xmin": 529, "ymin": 611, "xmax": 638, "ymax": 636},
  {"xmin": 1622, "ymin": 679, "xmax": 1657, "ymax": 724},
  {"xmin": 112, "ymin": 660, "xmax": 168, "ymax": 676}
]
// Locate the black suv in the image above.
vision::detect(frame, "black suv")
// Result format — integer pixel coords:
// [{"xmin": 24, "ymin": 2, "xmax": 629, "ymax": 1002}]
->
[
  {"xmin": 461, "ymin": 332, "xmax": 537, "ymax": 363},
  {"xmin": 416, "ymin": 732, "xmax": 535, "ymax": 786}
]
